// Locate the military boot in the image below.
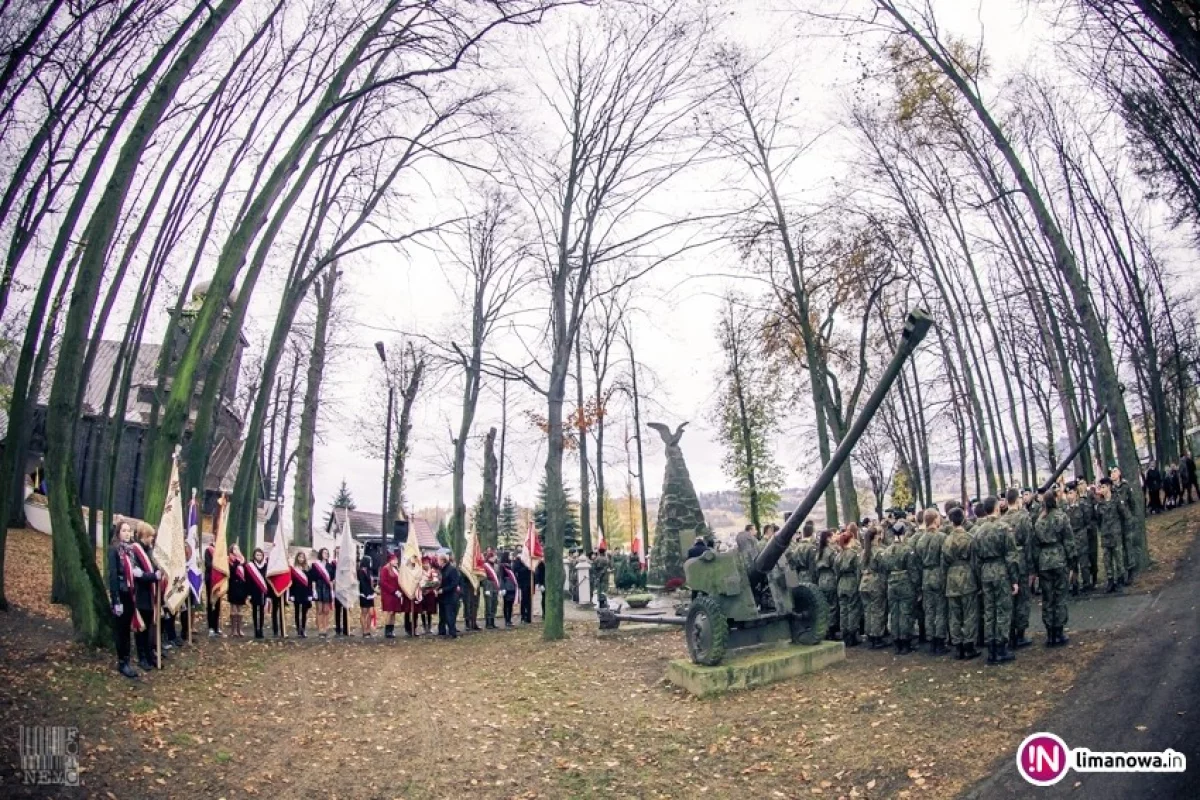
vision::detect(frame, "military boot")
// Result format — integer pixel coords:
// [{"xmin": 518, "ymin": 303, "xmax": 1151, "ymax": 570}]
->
[
  {"xmin": 986, "ymin": 642, "xmax": 997, "ymax": 664},
  {"xmin": 955, "ymin": 643, "xmax": 966, "ymax": 660},
  {"xmin": 1056, "ymin": 627, "xmax": 1070, "ymax": 646},
  {"xmin": 1015, "ymin": 629, "xmax": 1032, "ymax": 648},
  {"xmin": 1045, "ymin": 627, "xmax": 1057, "ymax": 647},
  {"xmin": 996, "ymin": 642, "xmax": 1015, "ymax": 663},
  {"xmin": 870, "ymin": 636, "xmax": 887, "ymax": 650},
  {"xmin": 963, "ymin": 642, "xmax": 982, "ymax": 660},
  {"xmin": 845, "ymin": 632, "xmax": 860, "ymax": 647},
  {"xmin": 901, "ymin": 638, "xmax": 914, "ymax": 655},
  {"xmin": 935, "ymin": 637, "xmax": 950, "ymax": 655}
]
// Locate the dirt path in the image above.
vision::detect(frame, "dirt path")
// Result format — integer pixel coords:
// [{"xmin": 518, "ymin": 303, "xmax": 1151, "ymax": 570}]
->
[{"xmin": 964, "ymin": 518, "xmax": 1200, "ymax": 799}]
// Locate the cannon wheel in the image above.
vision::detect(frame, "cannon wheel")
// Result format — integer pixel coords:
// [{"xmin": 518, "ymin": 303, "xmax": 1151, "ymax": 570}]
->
[
  {"xmin": 788, "ymin": 583, "xmax": 830, "ymax": 645},
  {"xmin": 685, "ymin": 595, "xmax": 728, "ymax": 666}
]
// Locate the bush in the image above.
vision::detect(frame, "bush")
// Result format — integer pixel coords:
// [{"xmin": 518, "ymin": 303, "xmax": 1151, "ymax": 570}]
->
[{"xmin": 613, "ymin": 553, "xmax": 647, "ymax": 591}]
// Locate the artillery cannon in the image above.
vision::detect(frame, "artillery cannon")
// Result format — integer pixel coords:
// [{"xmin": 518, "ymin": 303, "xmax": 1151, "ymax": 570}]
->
[
  {"xmin": 1038, "ymin": 408, "xmax": 1108, "ymax": 494},
  {"xmin": 599, "ymin": 309, "xmax": 934, "ymax": 665}
]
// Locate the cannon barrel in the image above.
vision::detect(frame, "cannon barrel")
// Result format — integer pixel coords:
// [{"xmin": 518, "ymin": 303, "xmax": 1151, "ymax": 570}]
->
[
  {"xmin": 748, "ymin": 309, "xmax": 934, "ymax": 588},
  {"xmin": 1037, "ymin": 409, "xmax": 1107, "ymax": 494}
]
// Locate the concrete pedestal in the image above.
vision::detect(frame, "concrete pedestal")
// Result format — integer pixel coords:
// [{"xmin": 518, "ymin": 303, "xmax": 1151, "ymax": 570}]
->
[
  {"xmin": 665, "ymin": 641, "xmax": 845, "ymax": 697},
  {"xmin": 575, "ymin": 559, "xmax": 592, "ymax": 606}
]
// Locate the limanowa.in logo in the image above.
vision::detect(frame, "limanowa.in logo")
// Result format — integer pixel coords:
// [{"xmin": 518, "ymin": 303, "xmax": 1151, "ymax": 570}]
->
[{"xmin": 1016, "ymin": 732, "xmax": 1188, "ymax": 787}]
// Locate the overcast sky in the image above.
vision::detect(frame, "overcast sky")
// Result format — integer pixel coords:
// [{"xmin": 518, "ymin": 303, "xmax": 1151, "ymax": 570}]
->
[{"xmin": 268, "ymin": 0, "xmax": 1061, "ymax": 521}]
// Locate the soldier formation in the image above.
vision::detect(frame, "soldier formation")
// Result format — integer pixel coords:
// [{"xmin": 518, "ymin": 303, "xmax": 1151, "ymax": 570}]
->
[{"xmin": 780, "ymin": 467, "xmax": 1142, "ymax": 665}]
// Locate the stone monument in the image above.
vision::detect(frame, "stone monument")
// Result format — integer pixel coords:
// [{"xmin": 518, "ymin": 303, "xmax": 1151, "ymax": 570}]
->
[{"xmin": 646, "ymin": 422, "xmax": 710, "ymax": 585}]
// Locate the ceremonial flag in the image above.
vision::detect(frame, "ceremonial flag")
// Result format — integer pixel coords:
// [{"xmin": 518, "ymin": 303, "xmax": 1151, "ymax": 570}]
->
[
  {"xmin": 156, "ymin": 458, "xmax": 190, "ymax": 614},
  {"xmin": 631, "ymin": 527, "xmax": 645, "ymax": 566},
  {"xmin": 521, "ymin": 519, "xmax": 543, "ymax": 567},
  {"xmin": 266, "ymin": 524, "xmax": 292, "ymax": 596},
  {"xmin": 461, "ymin": 528, "xmax": 484, "ymax": 590},
  {"xmin": 186, "ymin": 491, "xmax": 203, "ymax": 602},
  {"xmin": 209, "ymin": 495, "xmax": 230, "ymax": 601},
  {"xmin": 396, "ymin": 518, "xmax": 423, "ymax": 601},
  {"xmin": 335, "ymin": 513, "xmax": 358, "ymax": 608},
  {"xmin": 596, "ymin": 528, "xmax": 607, "ymax": 552}
]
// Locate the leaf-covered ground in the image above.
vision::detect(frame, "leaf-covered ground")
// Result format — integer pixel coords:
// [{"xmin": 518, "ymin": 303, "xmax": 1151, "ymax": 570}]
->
[{"xmin": 1, "ymin": 504, "xmax": 1196, "ymax": 800}]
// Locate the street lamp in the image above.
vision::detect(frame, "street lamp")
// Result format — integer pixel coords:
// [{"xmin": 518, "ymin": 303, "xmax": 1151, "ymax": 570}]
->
[{"xmin": 375, "ymin": 341, "xmax": 394, "ymax": 561}]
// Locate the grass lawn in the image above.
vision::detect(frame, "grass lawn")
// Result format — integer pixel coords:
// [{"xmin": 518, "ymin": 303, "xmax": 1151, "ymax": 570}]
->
[{"xmin": 1, "ymin": 504, "xmax": 1197, "ymax": 799}]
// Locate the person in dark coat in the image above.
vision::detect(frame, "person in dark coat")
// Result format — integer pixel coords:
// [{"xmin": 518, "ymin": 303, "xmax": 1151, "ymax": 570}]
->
[
  {"xmin": 1182, "ymin": 452, "xmax": 1198, "ymax": 504},
  {"xmin": 513, "ymin": 553, "xmax": 532, "ymax": 623},
  {"xmin": 131, "ymin": 526, "xmax": 162, "ymax": 670},
  {"xmin": 1145, "ymin": 463, "xmax": 1163, "ymax": 513},
  {"xmin": 289, "ymin": 551, "xmax": 313, "ymax": 638},
  {"xmin": 500, "ymin": 552, "xmax": 518, "ymax": 628},
  {"xmin": 358, "ymin": 556, "xmax": 376, "ymax": 637},
  {"xmin": 107, "ymin": 521, "xmax": 139, "ymax": 678},
  {"xmin": 418, "ymin": 556, "xmax": 440, "ymax": 634},
  {"xmin": 686, "ymin": 536, "xmax": 708, "ymax": 559},
  {"xmin": 311, "ymin": 548, "xmax": 334, "ymax": 637},
  {"xmin": 227, "ymin": 544, "xmax": 248, "ymax": 638},
  {"xmin": 437, "ymin": 552, "xmax": 462, "ymax": 638},
  {"xmin": 534, "ymin": 558, "xmax": 546, "ymax": 618},
  {"xmin": 247, "ymin": 548, "xmax": 268, "ymax": 639}
]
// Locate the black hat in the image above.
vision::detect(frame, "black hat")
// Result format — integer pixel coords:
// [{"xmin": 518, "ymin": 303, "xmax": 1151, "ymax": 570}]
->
[
  {"xmin": 1099, "ymin": 477, "xmax": 1112, "ymax": 486},
  {"xmin": 1065, "ymin": 481, "xmax": 1078, "ymax": 491}
]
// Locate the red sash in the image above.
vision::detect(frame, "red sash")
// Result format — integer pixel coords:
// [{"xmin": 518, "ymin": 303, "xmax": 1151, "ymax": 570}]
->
[
  {"xmin": 290, "ymin": 565, "xmax": 310, "ymax": 587},
  {"xmin": 312, "ymin": 561, "xmax": 332, "ymax": 585},
  {"xmin": 120, "ymin": 547, "xmax": 147, "ymax": 632},
  {"xmin": 245, "ymin": 561, "xmax": 268, "ymax": 594},
  {"xmin": 483, "ymin": 562, "xmax": 500, "ymax": 589},
  {"xmin": 230, "ymin": 554, "xmax": 245, "ymax": 582},
  {"xmin": 502, "ymin": 566, "xmax": 517, "ymax": 588},
  {"xmin": 130, "ymin": 543, "xmax": 164, "ymax": 595}
]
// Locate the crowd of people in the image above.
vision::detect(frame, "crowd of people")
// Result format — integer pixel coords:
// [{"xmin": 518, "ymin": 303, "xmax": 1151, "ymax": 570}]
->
[
  {"xmin": 1142, "ymin": 452, "xmax": 1198, "ymax": 514},
  {"xmin": 726, "ymin": 466, "xmax": 1145, "ymax": 665},
  {"xmin": 106, "ymin": 526, "xmax": 555, "ymax": 678}
]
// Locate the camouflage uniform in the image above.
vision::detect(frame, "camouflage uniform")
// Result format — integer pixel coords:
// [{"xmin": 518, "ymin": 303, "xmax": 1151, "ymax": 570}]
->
[
  {"xmin": 913, "ymin": 525, "xmax": 948, "ymax": 649},
  {"xmin": 941, "ymin": 524, "xmax": 980, "ymax": 658},
  {"xmin": 1002, "ymin": 507, "xmax": 1034, "ymax": 644},
  {"xmin": 788, "ymin": 538, "xmax": 817, "ymax": 585},
  {"xmin": 881, "ymin": 535, "xmax": 922, "ymax": 653},
  {"xmin": 973, "ymin": 518, "xmax": 1021, "ymax": 660},
  {"xmin": 1064, "ymin": 499, "xmax": 1092, "ymax": 592},
  {"xmin": 908, "ymin": 526, "xmax": 928, "ymax": 643},
  {"xmin": 815, "ymin": 545, "xmax": 840, "ymax": 636},
  {"xmin": 1095, "ymin": 496, "xmax": 1125, "ymax": 589},
  {"xmin": 834, "ymin": 546, "xmax": 862, "ymax": 646},
  {"xmin": 1080, "ymin": 491, "xmax": 1100, "ymax": 586},
  {"xmin": 1114, "ymin": 481, "xmax": 1137, "ymax": 581},
  {"xmin": 1032, "ymin": 507, "xmax": 1076, "ymax": 645},
  {"xmin": 859, "ymin": 545, "xmax": 888, "ymax": 645}
]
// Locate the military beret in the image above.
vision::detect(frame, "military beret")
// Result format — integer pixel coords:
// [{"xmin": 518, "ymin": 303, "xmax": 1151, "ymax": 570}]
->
[
  {"xmin": 1065, "ymin": 481, "xmax": 1078, "ymax": 491},
  {"xmin": 1099, "ymin": 477, "xmax": 1113, "ymax": 485},
  {"xmin": 905, "ymin": 504, "xmax": 916, "ymax": 513}
]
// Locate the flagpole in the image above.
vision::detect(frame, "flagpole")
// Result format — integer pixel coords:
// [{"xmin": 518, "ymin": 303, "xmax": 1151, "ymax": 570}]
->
[{"xmin": 155, "ymin": 586, "xmax": 162, "ymax": 670}]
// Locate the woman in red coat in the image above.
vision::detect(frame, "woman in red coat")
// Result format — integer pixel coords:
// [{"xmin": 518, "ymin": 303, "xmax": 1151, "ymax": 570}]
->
[{"xmin": 379, "ymin": 551, "xmax": 402, "ymax": 639}]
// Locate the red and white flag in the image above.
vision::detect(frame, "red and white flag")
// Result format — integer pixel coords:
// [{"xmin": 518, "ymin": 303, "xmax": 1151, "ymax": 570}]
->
[
  {"xmin": 521, "ymin": 519, "xmax": 543, "ymax": 567},
  {"xmin": 266, "ymin": 527, "xmax": 292, "ymax": 596}
]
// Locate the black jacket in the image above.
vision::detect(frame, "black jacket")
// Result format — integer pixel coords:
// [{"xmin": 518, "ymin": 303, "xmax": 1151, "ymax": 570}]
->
[
  {"xmin": 107, "ymin": 546, "xmax": 131, "ymax": 605},
  {"xmin": 513, "ymin": 559, "xmax": 531, "ymax": 589},
  {"xmin": 686, "ymin": 541, "xmax": 708, "ymax": 559},
  {"xmin": 133, "ymin": 545, "xmax": 159, "ymax": 611},
  {"xmin": 533, "ymin": 561, "xmax": 545, "ymax": 588},
  {"xmin": 440, "ymin": 564, "xmax": 462, "ymax": 596}
]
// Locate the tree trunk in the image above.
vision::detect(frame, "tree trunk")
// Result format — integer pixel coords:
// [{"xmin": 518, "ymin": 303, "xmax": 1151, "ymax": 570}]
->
[
  {"xmin": 627, "ymin": 331, "xmax": 651, "ymax": 553},
  {"xmin": 292, "ymin": 268, "xmax": 337, "ymax": 547},
  {"xmin": 575, "ymin": 334, "xmax": 592, "ymax": 552}
]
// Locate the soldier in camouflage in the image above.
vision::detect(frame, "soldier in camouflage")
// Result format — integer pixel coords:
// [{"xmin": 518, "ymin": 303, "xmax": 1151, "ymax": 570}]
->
[
  {"xmin": 1095, "ymin": 478, "xmax": 1126, "ymax": 592},
  {"xmin": 1032, "ymin": 489, "xmax": 1076, "ymax": 646},
  {"xmin": 973, "ymin": 496, "xmax": 1021, "ymax": 664},
  {"xmin": 787, "ymin": 519, "xmax": 818, "ymax": 585},
  {"xmin": 1063, "ymin": 482, "xmax": 1092, "ymax": 595},
  {"xmin": 834, "ymin": 527, "xmax": 862, "ymax": 648},
  {"xmin": 941, "ymin": 507, "xmax": 981, "ymax": 660},
  {"xmin": 1001, "ymin": 488, "xmax": 1034, "ymax": 648},
  {"xmin": 1110, "ymin": 467, "xmax": 1137, "ymax": 584},
  {"xmin": 814, "ymin": 530, "xmax": 840, "ymax": 641},
  {"xmin": 880, "ymin": 521, "xmax": 922, "ymax": 655},
  {"xmin": 1080, "ymin": 479, "xmax": 1101, "ymax": 587},
  {"xmin": 859, "ymin": 525, "xmax": 889, "ymax": 649},
  {"xmin": 913, "ymin": 508, "xmax": 948, "ymax": 654}
]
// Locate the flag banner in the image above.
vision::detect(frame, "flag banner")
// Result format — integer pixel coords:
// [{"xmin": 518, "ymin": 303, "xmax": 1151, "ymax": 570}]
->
[
  {"xmin": 461, "ymin": 529, "xmax": 483, "ymax": 590},
  {"xmin": 186, "ymin": 493, "xmax": 203, "ymax": 602},
  {"xmin": 521, "ymin": 520, "xmax": 543, "ymax": 567},
  {"xmin": 397, "ymin": 520, "xmax": 423, "ymax": 600},
  {"xmin": 156, "ymin": 459, "xmax": 190, "ymax": 614},
  {"xmin": 266, "ymin": 526, "xmax": 291, "ymax": 596},
  {"xmin": 335, "ymin": 515, "xmax": 358, "ymax": 608},
  {"xmin": 210, "ymin": 496, "xmax": 230, "ymax": 601}
]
